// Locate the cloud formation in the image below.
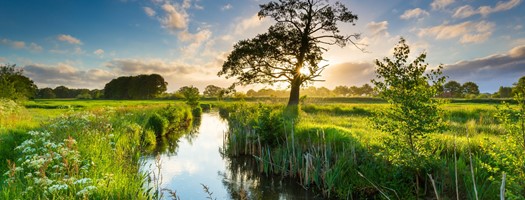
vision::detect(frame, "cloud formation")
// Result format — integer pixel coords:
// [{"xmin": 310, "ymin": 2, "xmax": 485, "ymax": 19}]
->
[
  {"xmin": 1, "ymin": 38, "xmax": 43, "ymax": 52},
  {"xmin": 143, "ymin": 7, "xmax": 156, "ymax": 17},
  {"xmin": 57, "ymin": 34, "xmax": 82, "ymax": 45},
  {"xmin": 23, "ymin": 63, "xmax": 114, "ymax": 89},
  {"xmin": 443, "ymin": 45, "xmax": 525, "ymax": 92},
  {"xmin": 431, "ymin": 0, "xmax": 455, "ymax": 10},
  {"xmin": 221, "ymin": 4, "xmax": 232, "ymax": 11},
  {"xmin": 418, "ymin": 21, "xmax": 494, "ymax": 44},
  {"xmin": 321, "ymin": 62, "xmax": 376, "ymax": 87},
  {"xmin": 93, "ymin": 49, "xmax": 104, "ymax": 56},
  {"xmin": 160, "ymin": 3, "xmax": 188, "ymax": 31},
  {"xmin": 400, "ymin": 8, "xmax": 429, "ymax": 20},
  {"xmin": 453, "ymin": 0, "xmax": 521, "ymax": 18}
]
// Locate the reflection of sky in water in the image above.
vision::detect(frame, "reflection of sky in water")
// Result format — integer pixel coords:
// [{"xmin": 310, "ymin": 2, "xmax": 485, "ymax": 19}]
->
[
  {"xmin": 151, "ymin": 112, "xmax": 229, "ymax": 199},
  {"xmin": 142, "ymin": 112, "xmax": 320, "ymax": 200}
]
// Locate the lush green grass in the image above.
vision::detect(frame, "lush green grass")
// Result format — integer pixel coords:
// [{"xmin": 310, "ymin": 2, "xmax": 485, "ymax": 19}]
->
[
  {"xmin": 219, "ymin": 101, "xmax": 524, "ymax": 199},
  {"xmin": 0, "ymin": 99, "xmax": 194, "ymax": 199},
  {"xmin": 2, "ymin": 98, "xmax": 523, "ymax": 199}
]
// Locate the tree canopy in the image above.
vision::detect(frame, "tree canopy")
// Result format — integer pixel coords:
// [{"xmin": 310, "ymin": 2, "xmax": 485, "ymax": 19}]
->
[
  {"xmin": 219, "ymin": 0, "xmax": 360, "ymax": 106},
  {"xmin": 178, "ymin": 86, "xmax": 200, "ymax": 107},
  {"xmin": 103, "ymin": 74, "xmax": 167, "ymax": 99},
  {"xmin": 0, "ymin": 64, "xmax": 37, "ymax": 101}
]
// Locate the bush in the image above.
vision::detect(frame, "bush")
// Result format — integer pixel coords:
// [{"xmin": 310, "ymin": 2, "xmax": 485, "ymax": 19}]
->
[
  {"xmin": 146, "ymin": 113, "xmax": 168, "ymax": 138},
  {"xmin": 192, "ymin": 106, "xmax": 202, "ymax": 118},
  {"xmin": 141, "ymin": 130, "xmax": 157, "ymax": 147},
  {"xmin": 200, "ymin": 103, "xmax": 212, "ymax": 112}
]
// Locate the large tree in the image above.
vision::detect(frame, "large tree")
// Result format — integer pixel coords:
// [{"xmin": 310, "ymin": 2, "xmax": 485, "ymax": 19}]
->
[{"xmin": 219, "ymin": 0, "xmax": 360, "ymax": 106}]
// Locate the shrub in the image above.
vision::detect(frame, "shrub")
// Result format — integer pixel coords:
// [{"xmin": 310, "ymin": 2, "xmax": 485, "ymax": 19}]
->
[
  {"xmin": 192, "ymin": 106, "xmax": 202, "ymax": 118},
  {"xmin": 146, "ymin": 113, "xmax": 168, "ymax": 138},
  {"xmin": 200, "ymin": 103, "xmax": 212, "ymax": 112}
]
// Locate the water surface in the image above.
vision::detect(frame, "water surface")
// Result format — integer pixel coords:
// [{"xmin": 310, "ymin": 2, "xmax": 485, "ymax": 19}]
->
[{"xmin": 142, "ymin": 112, "xmax": 320, "ymax": 199}]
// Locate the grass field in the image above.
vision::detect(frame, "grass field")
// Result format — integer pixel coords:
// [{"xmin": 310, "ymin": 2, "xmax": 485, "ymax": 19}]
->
[{"xmin": 1, "ymin": 98, "xmax": 523, "ymax": 199}]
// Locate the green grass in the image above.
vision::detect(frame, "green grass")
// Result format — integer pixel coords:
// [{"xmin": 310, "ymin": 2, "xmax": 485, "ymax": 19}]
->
[
  {"xmin": 219, "ymin": 101, "xmax": 524, "ymax": 199},
  {"xmin": 2, "ymin": 98, "xmax": 523, "ymax": 199},
  {"xmin": 0, "ymin": 99, "xmax": 194, "ymax": 199}
]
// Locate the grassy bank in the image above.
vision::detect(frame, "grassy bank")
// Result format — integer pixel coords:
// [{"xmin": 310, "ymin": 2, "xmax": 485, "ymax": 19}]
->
[
  {"xmin": 0, "ymin": 100, "xmax": 194, "ymax": 199},
  {"xmin": 219, "ymin": 102, "xmax": 524, "ymax": 199}
]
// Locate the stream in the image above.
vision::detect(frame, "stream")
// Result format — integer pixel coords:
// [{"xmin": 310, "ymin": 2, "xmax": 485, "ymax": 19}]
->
[{"xmin": 141, "ymin": 112, "xmax": 320, "ymax": 199}]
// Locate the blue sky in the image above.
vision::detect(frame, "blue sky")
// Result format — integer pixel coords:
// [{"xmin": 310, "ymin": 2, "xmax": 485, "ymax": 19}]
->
[{"xmin": 1, "ymin": 0, "xmax": 524, "ymax": 93}]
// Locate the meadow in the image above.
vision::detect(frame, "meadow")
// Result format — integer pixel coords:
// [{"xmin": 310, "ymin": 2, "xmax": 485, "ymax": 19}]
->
[{"xmin": 0, "ymin": 98, "xmax": 523, "ymax": 199}]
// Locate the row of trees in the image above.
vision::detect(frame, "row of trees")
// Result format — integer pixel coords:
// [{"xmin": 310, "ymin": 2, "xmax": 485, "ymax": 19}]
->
[
  {"xmin": 36, "ymin": 86, "xmax": 103, "ymax": 99},
  {"xmin": 103, "ymin": 74, "xmax": 167, "ymax": 99}
]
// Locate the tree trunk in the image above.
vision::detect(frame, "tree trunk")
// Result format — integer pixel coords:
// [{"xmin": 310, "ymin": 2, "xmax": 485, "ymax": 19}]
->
[{"xmin": 287, "ymin": 77, "xmax": 301, "ymax": 107}]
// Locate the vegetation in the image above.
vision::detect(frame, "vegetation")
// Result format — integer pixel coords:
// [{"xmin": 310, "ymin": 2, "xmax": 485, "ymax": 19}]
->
[
  {"xmin": 0, "ymin": 64, "xmax": 37, "ymax": 101},
  {"xmin": 372, "ymin": 38, "xmax": 446, "ymax": 196},
  {"xmin": 0, "ymin": 100, "xmax": 195, "ymax": 199},
  {"xmin": 219, "ymin": 0, "xmax": 361, "ymax": 106},
  {"xmin": 103, "ymin": 74, "xmax": 167, "ymax": 99}
]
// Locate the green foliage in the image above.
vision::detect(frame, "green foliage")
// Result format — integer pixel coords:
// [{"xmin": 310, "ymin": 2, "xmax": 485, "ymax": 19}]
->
[
  {"xmin": 104, "ymin": 74, "xmax": 167, "ymax": 99},
  {"xmin": 0, "ymin": 64, "xmax": 37, "ymax": 101},
  {"xmin": 147, "ymin": 113, "xmax": 169, "ymax": 137},
  {"xmin": 178, "ymin": 85, "xmax": 200, "ymax": 108},
  {"xmin": 192, "ymin": 106, "xmax": 202, "ymax": 118},
  {"xmin": 372, "ymin": 38, "xmax": 446, "ymax": 155},
  {"xmin": 462, "ymin": 81, "xmax": 480, "ymax": 95},
  {"xmin": 443, "ymin": 81, "xmax": 463, "ymax": 98}
]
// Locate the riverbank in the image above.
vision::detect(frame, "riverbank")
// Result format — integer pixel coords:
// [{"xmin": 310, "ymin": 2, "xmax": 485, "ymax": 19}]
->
[{"xmin": 218, "ymin": 102, "xmax": 524, "ymax": 199}]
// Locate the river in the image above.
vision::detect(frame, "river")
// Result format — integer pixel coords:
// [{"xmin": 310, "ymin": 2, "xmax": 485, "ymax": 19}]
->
[{"xmin": 142, "ymin": 112, "xmax": 320, "ymax": 199}]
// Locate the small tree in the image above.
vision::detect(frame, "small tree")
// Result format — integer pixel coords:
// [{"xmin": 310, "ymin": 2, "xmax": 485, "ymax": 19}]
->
[
  {"xmin": 372, "ymin": 37, "xmax": 445, "ymax": 160},
  {"xmin": 372, "ymin": 38, "xmax": 446, "ymax": 196},
  {"xmin": 462, "ymin": 81, "xmax": 480, "ymax": 95},
  {"xmin": 178, "ymin": 86, "xmax": 200, "ymax": 108}
]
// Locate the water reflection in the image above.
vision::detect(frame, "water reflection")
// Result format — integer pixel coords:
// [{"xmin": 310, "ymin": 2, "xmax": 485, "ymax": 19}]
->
[{"xmin": 142, "ymin": 112, "xmax": 319, "ymax": 199}]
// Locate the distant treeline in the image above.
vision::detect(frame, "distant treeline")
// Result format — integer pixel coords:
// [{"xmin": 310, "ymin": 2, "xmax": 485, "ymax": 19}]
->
[{"xmin": 1, "ymin": 63, "xmax": 523, "ymax": 101}]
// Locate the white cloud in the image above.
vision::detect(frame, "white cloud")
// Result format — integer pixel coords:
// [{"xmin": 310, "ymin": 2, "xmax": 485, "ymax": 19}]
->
[
  {"xmin": 182, "ymin": 0, "xmax": 191, "ymax": 9},
  {"xmin": 431, "ymin": 0, "xmax": 455, "ymax": 10},
  {"xmin": 194, "ymin": 4, "xmax": 204, "ymax": 10},
  {"xmin": 57, "ymin": 34, "xmax": 82, "ymax": 45},
  {"xmin": 1, "ymin": 38, "xmax": 43, "ymax": 52},
  {"xmin": 418, "ymin": 21, "xmax": 495, "ymax": 44},
  {"xmin": 1, "ymin": 38, "xmax": 25, "ymax": 49},
  {"xmin": 453, "ymin": 0, "xmax": 521, "ymax": 18},
  {"xmin": 28, "ymin": 43, "xmax": 43, "ymax": 52},
  {"xmin": 143, "ymin": 7, "xmax": 156, "ymax": 17},
  {"xmin": 94, "ymin": 49, "xmax": 105, "ymax": 56},
  {"xmin": 160, "ymin": 3, "xmax": 188, "ymax": 31},
  {"xmin": 443, "ymin": 45, "xmax": 525, "ymax": 92},
  {"xmin": 221, "ymin": 4, "xmax": 232, "ymax": 11},
  {"xmin": 400, "ymin": 8, "xmax": 429, "ymax": 20},
  {"xmin": 366, "ymin": 21, "xmax": 389, "ymax": 38},
  {"xmin": 23, "ymin": 63, "xmax": 114, "ymax": 89},
  {"xmin": 233, "ymin": 14, "xmax": 267, "ymax": 36}
]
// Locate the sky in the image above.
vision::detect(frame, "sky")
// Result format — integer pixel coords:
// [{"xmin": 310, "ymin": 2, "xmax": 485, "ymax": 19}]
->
[{"xmin": 0, "ymin": 0, "xmax": 524, "ymax": 93}]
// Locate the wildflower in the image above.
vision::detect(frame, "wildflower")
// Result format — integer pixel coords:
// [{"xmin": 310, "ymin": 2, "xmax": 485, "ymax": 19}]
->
[
  {"xmin": 74, "ymin": 178, "xmax": 92, "ymax": 185},
  {"xmin": 48, "ymin": 183, "xmax": 68, "ymax": 192}
]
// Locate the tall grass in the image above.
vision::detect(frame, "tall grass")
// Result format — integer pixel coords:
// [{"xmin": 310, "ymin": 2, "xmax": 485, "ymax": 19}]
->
[
  {"xmin": 1, "ymin": 100, "xmax": 195, "ymax": 199},
  {"xmin": 219, "ymin": 102, "xmax": 525, "ymax": 199}
]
